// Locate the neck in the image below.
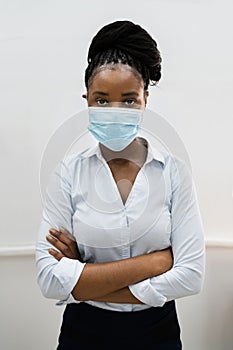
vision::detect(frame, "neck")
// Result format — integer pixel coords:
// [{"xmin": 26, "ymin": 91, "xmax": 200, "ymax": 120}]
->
[{"xmin": 99, "ymin": 137, "xmax": 148, "ymax": 168}]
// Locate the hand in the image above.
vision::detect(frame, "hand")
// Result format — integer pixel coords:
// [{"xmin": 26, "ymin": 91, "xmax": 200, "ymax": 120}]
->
[{"xmin": 46, "ymin": 226, "xmax": 82, "ymax": 262}]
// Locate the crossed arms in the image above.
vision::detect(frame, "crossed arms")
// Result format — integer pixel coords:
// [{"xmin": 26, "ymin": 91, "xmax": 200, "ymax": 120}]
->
[{"xmin": 46, "ymin": 227, "xmax": 173, "ymax": 304}]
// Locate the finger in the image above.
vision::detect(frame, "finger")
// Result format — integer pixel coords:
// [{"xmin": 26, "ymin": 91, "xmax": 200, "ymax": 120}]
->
[
  {"xmin": 49, "ymin": 227, "xmax": 76, "ymax": 245},
  {"xmin": 48, "ymin": 248, "xmax": 64, "ymax": 261},
  {"xmin": 59, "ymin": 226, "xmax": 77, "ymax": 243},
  {"xmin": 46, "ymin": 234, "xmax": 70, "ymax": 255},
  {"xmin": 59, "ymin": 226, "xmax": 73, "ymax": 237}
]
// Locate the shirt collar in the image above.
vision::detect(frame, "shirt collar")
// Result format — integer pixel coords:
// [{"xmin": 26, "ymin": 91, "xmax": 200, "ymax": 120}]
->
[
  {"xmin": 144, "ymin": 138, "xmax": 165, "ymax": 167},
  {"xmin": 80, "ymin": 137, "xmax": 165, "ymax": 167}
]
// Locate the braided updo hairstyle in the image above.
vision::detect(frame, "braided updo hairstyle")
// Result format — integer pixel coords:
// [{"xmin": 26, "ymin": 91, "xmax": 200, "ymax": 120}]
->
[{"xmin": 84, "ymin": 20, "xmax": 162, "ymax": 90}]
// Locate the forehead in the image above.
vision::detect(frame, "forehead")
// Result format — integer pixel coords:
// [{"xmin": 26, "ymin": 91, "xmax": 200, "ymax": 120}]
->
[{"xmin": 88, "ymin": 64, "xmax": 144, "ymax": 91}]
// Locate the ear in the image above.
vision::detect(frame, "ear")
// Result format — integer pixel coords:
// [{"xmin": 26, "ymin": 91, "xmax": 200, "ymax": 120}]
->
[{"xmin": 144, "ymin": 90, "xmax": 149, "ymax": 106}]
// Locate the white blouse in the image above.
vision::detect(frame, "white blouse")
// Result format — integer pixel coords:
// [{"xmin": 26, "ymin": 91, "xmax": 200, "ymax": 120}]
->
[{"xmin": 35, "ymin": 136, "xmax": 205, "ymax": 312}]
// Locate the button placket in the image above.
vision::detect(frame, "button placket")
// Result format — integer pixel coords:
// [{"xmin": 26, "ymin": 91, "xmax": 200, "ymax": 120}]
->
[{"xmin": 120, "ymin": 207, "xmax": 131, "ymax": 261}]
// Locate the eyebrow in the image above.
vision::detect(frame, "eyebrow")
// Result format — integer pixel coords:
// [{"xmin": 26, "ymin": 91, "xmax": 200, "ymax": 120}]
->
[
  {"xmin": 122, "ymin": 92, "xmax": 139, "ymax": 97},
  {"xmin": 92, "ymin": 91, "xmax": 109, "ymax": 96},
  {"xmin": 92, "ymin": 91, "xmax": 139, "ymax": 97}
]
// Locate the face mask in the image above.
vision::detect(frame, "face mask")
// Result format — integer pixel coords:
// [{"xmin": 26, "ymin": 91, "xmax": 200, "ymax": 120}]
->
[{"xmin": 88, "ymin": 107, "xmax": 144, "ymax": 152}]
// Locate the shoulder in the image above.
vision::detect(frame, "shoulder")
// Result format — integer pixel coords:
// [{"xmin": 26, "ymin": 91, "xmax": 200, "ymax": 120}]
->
[
  {"xmin": 157, "ymin": 150, "xmax": 193, "ymax": 188},
  {"xmin": 155, "ymin": 148, "xmax": 190, "ymax": 172},
  {"xmin": 53, "ymin": 146, "xmax": 96, "ymax": 183},
  {"xmin": 145, "ymin": 137, "xmax": 189, "ymax": 174},
  {"xmin": 62, "ymin": 145, "xmax": 96, "ymax": 167}
]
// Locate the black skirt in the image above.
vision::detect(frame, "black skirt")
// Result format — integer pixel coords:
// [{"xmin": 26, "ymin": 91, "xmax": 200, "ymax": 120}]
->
[{"xmin": 57, "ymin": 300, "xmax": 182, "ymax": 349}]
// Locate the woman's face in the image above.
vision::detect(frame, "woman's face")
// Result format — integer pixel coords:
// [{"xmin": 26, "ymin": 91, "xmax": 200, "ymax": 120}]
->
[{"xmin": 83, "ymin": 63, "xmax": 148, "ymax": 108}]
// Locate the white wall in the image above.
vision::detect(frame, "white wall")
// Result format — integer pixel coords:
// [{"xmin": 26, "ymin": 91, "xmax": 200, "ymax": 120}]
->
[{"xmin": 1, "ymin": 1, "xmax": 232, "ymax": 349}]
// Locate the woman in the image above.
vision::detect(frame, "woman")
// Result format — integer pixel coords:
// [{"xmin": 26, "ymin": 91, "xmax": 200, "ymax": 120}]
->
[{"xmin": 36, "ymin": 20, "xmax": 205, "ymax": 349}]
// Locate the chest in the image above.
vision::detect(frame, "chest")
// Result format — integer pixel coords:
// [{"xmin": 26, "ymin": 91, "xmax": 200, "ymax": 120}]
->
[
  {"xmin": 108, "ymin": 162, "xmax": 141, "ymax": 205},
  {"xmin": 71, "ymin": 158, "xmax": 172, "ymax": 255}
]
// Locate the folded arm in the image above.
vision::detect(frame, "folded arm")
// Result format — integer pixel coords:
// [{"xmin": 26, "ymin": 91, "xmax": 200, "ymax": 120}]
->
[
  {"xmin": 45, "ymin": 227, "xmax": 173, "ymax": 301},
  {"xmin": 91, "ymin": 287, "xmax": 143, "ymax": 304},
  {"xmin": 128, "ymin": 158, "xmax": 206, "ymax": 307}
]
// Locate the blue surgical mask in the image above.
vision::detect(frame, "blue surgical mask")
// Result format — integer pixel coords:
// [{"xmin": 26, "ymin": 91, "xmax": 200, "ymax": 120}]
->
[{"xmin": 88, "ymin": 107, "xmax": 144, "ymax": 152}]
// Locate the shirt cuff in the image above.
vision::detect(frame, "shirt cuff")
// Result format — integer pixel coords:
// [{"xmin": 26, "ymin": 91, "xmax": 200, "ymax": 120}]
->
[
  {"xmin": 53, "ymin": 257, "xmax": 86, "ymax": 306},
  {"xmin": 56, "ymin": 293, "xmax": 82, "ymax": 306},
  {"xmin": 129, "ymin": 279, "xmax": 167, "ymax": 307}
]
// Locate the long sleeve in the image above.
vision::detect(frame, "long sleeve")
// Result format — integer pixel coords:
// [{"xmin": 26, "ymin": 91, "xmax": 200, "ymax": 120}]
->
[
  {"xmin": 35, "ymin": 157, "xmax": 86, "ymax": 304},
  {"xmin": 129, "ymin": 157, "xmax": 206, "ymax": 307}
]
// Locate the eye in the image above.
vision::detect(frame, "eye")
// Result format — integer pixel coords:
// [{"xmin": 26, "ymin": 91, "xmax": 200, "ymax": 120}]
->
[
  {"xmin": 96, "ymin": 98, "xmax": 108, "ymax": 105},
  {"xmin": 124, "ymin": 98, "xmax": 136, "ymax": 106}
]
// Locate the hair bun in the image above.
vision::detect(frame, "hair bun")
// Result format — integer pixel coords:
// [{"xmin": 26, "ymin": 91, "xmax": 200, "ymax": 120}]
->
[
  {"xmin": 85, "ymin": 20, "xmax": 162, "ymax": 89},
  {"xmin": 88, "ymin": 21, "xmax": 135, "ymax": 62},
  {"xmin": 88, "ymin": 21, "xmax": 160, "ymax": 70}
]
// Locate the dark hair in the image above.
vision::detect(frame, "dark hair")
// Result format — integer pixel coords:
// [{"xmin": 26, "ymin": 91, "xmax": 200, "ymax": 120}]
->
[{"xmin": 84, "ymin": 20, "xmax": 162, "ymax": 90}]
